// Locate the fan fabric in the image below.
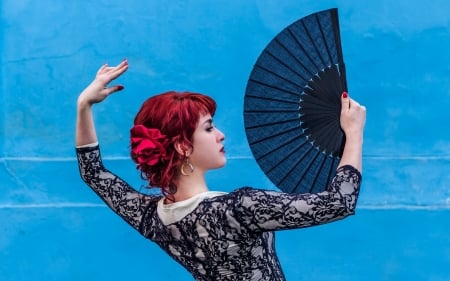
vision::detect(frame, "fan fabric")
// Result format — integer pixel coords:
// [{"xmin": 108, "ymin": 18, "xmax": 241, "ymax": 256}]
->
[{"xmin": 244, "ymin": 8, "xmax": 347, "ymax": 194}]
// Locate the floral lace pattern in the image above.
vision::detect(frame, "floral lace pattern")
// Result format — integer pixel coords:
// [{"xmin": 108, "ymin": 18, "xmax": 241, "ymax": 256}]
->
[{"xmin": 77, "ymin": 145, "xmax": 361, "ymax": 281}]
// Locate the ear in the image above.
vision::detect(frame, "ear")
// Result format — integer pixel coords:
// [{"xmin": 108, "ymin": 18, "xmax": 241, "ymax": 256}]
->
[{"xmin": 174, "ymin": 141, "xmax": 192, "ymax": 157}]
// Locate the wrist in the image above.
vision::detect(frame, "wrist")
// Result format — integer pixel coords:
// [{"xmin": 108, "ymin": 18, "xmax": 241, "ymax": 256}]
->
[
  {"xmin": 345, "ymin": 133, "xmax": 363, "ymax": 145},
  {"xmin": 77, "ymin": 96, "xmax": 93, "ymax": 110}
]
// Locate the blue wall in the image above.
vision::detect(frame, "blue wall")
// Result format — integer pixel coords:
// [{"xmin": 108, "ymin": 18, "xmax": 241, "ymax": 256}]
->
[{"xmin": 1, "ymin": 0, "xmax": 450, "ymax": 280}]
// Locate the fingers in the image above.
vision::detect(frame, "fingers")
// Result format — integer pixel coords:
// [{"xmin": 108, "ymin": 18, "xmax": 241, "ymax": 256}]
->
[
  {"xmin": 340, "ymin": 91, "xmax": 366, "ymax": 123},
  {"xmin": 102, "ymin": 60, "xmax": 128, "ymax": 74},
  {"xmin": 339, "ymin": 92, "xmax": 366, "ymax": 137},
  {"xmin": 341, "ymin": 91, "xmax": 350, "ymax": 110},
  {"xmin": 101, "ymin": 85, "xmax": 125, "ymax": 97},
  {"xmin": 94, "ymin": 59, "xmax": 129, "ymax": 89},
  {"xmin": 110, "ymin": 60, "xmax": 129, "ymax": 79},
  {"xmin": 96, "ymin": 63, "xmax": 108, "ymax": 75},
  {"xmin": 341, "ymin": 91, "xmax": 364, "ymax": 111}
]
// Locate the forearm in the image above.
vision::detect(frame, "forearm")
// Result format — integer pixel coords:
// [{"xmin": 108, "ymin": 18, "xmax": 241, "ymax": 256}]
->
[
  {"xmin": 338, "ymin": 133, "xmax": 363, "ymax": 173},
  {"xmin": 76, "ymin": 98, "xmax": 98, "ymax": 146}
]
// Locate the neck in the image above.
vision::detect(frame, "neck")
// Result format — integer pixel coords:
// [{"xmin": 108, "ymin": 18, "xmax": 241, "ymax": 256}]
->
[{"xmin": 171, "ymin": 171, "xmax": 208, "ymax": 202}]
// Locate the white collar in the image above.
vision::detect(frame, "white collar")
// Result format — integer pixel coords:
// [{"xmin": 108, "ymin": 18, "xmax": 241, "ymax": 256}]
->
[{"xmin": 157, "ymin": 191, "xmax": 227, "ymax": 225}]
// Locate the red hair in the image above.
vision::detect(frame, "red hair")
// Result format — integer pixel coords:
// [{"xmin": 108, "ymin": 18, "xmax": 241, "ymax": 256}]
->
[{"xmin": 130, "ymin": 91, "xmax": 216, "ymax": 194}]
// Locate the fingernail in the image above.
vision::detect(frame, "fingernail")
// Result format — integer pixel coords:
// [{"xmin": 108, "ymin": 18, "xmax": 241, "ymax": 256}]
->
[
  {"xmin": 118, "ymin": 85, "xmax": 124, "ymax": 91},
  {"xmin": 342, "ymin": 92, "xmax": 348, "ymax": 98}
]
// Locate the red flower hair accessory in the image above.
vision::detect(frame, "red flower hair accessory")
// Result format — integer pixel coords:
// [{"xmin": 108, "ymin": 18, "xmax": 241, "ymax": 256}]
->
[{"xmin": 130, "ymin": 125, "xmax": 170, "ymax": 167}]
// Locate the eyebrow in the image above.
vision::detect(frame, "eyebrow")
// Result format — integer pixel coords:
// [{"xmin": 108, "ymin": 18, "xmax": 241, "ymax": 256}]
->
[{"xmin": 202, "ymin": 118, "xmax": 213, "ymax": 126}]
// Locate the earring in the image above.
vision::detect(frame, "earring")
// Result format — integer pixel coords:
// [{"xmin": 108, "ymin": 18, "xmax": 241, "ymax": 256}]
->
[{"xmin": 180, "ymin": 157, "xmax": 194, "ymax": 176}]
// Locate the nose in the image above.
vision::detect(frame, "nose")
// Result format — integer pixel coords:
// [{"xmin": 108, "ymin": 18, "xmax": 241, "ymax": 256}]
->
[{"xmin": 216, "ymin": 129, "xmax": 225, "ymax": 142}]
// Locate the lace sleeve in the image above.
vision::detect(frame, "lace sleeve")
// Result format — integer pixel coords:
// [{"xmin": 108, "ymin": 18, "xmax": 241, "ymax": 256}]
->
[
  {"xmin": 76, "ymin": 144, "xmax": 159, "ymax": 230},
  {"xmin": 234, "ymin": 165, "xmax": 361, "ymax": 232}
]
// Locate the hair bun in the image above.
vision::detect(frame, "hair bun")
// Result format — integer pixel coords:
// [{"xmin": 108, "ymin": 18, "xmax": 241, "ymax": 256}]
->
[{"xmin": 130, "ymin": 125, "xmax": 170, "ymax": 167}]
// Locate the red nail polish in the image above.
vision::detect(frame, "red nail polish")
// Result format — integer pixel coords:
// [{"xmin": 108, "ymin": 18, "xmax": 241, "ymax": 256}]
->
[
  {"xmin": 118, "ymin": 85, "xmax": 124, "ymax": 91},
  {"xmin": 342, "ymin": 92, "xmax": 348, "ymax": 98}
]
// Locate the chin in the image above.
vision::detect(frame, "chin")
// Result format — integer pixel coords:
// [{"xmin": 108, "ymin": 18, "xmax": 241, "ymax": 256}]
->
[{"xmin": 215, "ymin": 160, "xmax": 227, "ymax": 169}]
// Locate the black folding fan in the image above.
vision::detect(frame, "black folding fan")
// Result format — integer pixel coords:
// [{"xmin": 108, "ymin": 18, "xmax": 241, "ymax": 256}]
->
[{"xmin": 244, "ymin": 8, "xmax": 347, "ymax": 194}]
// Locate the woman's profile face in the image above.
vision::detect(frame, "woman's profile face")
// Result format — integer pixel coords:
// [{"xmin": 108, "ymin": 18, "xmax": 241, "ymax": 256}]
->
[{"xmin": 188, "ymin": 113, "xmax": 226, "ymax": 172}]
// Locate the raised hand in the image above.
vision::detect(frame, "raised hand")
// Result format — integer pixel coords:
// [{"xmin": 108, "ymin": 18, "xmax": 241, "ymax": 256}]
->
[
  {"xmin": 338, "ymin": 92, "xmax": 366, "ymax": 172},
  {"xmin": 78, "ymin": 59, "xmax": 129, "ymax": 106},
  {"xmin": 76, "ymin": 59, "xmax": 129, "ymax": 146},
  {"xmin": 340, "ymin": 92, "xmax": 366, "ymax": 139}
]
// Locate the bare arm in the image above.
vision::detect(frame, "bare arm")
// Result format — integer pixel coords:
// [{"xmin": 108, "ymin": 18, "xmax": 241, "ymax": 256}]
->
[
  {"xmin": 338, "ymin": 92, "xmax": 366, "ymax": 172},
  {"xmin": 76, "ymin": 60, "xmax": 129, "ymax": 146}
]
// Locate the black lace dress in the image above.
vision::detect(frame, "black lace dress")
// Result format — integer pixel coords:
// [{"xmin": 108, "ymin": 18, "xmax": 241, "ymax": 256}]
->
[{"xmin": 76, "ymin": 144, "xmax": 361, "ymax": 281}]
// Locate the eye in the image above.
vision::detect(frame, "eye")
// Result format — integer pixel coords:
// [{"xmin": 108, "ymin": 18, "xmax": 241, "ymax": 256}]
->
[{"xmin": 206, "ymin": 125, "xmax": 214, "ymax": 132}]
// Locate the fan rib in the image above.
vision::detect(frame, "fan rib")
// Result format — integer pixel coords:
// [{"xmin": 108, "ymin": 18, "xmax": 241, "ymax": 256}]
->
[
  {"xmin": 328, "ymin": 156, "xmax": 339, "ymax": 183},
  {"xmin": 286, "ymin": 27, "xmax": 320, "ymax": 73},
  {"xmin": 245, "ymin": 94, "xmax": 299, "ymax": 105},
  {"xmin": 307, "ymin": 154, "xmax": 328, "ymax": 193},
  {"xmin": 295, "ymin": 149, "xmax": 322, "ymax": 192},
  {"xmin": 330, "ymin": 9, "xmax": 344, "ymax": 69},
  {"xmin": 301, "ymin": 116, "xmax": 337, "ymax": 136},
  {"xmin": 330, "ymin": 9, "xmax": 347, "ymax": 91},
  {"xmin": 245, "ymin": 117, "xmax": 299, "ymax": 130},
  {"xmin": 252, "ymin": 64, "xmax": 303, "ymax": 89},
  {"xmin": 245, "ymin": 109, "xmax": 299, "ymax": 114},
  {"xmin": 302, "ymin": 65, "xmax": 342, "ymax": 106},
  {"xmin": 266, "ymin": 138, "xmax": 311, "ymax": 177},
  {"xmin": 273, "ymin": 37, "xmax": 314, "ymax": 79},
  {"xmin": 250, "ymin": 85, "xmax": 301, "ymax": 101},
  {"xmin": 280, "ymin": 147, "xmax": 320, "ymax": 192},
  {"xmin": 301, "ymin": 19, "xmax": 326, "ymax": 69},
  {"xmin": 248, "ymin": 125, "xmax": 300, "ymax": 146},
  {"xmin": 317, "ymin": 123, "xmax": 341, "ymax": 154},
  {"xmin": 315, "ymin": 13, "xmax": 333, "ymax": 66},
  {"xmin": 248, "ymin": 79, "xmax": 301, "ymax": 99},
  {"xmin": 307, "ymin": 79, "xmax": 328, "ymax": 102},
  {"xmin": 265, "ymin": 48, "xmax": 308, "ymax": 88},
  {"xmin": 267, "ymin": 44, "xmax": 310, "ymax": 84},
  {"xmin": 256, "ymin": 132, "xmax": 305, "ymax": 161},
  {"xmin": 300, "ymin": 92, "xmax": 336, "ymax": 108}
]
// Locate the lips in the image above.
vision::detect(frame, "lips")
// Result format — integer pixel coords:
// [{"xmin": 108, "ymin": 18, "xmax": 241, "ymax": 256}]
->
[{"xmin": 220, "ymin": 147, "xmax": 225, "ymax": 153}]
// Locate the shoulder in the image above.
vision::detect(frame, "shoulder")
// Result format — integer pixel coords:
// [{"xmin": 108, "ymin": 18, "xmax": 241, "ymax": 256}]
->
[{"xmin": 214, "ymin": 187, "xmax": 281, "ymax": 205}]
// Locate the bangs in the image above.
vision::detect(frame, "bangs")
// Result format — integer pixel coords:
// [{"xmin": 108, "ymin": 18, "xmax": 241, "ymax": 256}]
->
[{"xmin": 187, "ymin": 93, "xmax": 216, "ymax": 117}]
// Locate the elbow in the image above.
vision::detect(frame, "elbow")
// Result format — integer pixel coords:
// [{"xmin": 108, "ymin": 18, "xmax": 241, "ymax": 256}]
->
[
  {"xmin": 333, "ymin": 205, "xmax": 356, "ymax": 222},
  {"xmin": 346, "ymin": 206, "xmax": 357, "ymax": 217},
  {"xmin": 77, "ymin": 163, "xmax": 96, "ymax": 184},
  {"xmin": 78, "ymin": 168, "xmax": 90, "ymax": 184},
  {"xmin": 342, "ymin": 197, "xmax": 358, "ymax": 218}
]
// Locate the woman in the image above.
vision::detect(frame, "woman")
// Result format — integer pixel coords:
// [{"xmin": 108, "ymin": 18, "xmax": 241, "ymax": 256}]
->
[{"xmin": 76, "ymin": 59, "xmax": 366, "ymax": 280}]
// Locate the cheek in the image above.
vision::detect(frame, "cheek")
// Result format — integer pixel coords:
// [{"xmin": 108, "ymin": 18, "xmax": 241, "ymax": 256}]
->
[
  {"xmin": 191, "ymin": 137, "xmax": 218, "ymax": 159},
  {"xmin": 193, "ymin": 134, "xmax": 214, "ymax": 149}
]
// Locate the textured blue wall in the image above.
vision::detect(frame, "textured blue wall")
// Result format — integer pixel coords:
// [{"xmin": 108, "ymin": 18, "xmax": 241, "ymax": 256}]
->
[{"xmin": 1, "ymin": 0, "xmax": 450, "ymax": 280}]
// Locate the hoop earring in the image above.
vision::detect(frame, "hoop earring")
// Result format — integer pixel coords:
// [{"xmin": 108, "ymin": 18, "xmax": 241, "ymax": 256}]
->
[{"xmin": 180, "ymin": 158, "xmax": 194, "ymax": 176}]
